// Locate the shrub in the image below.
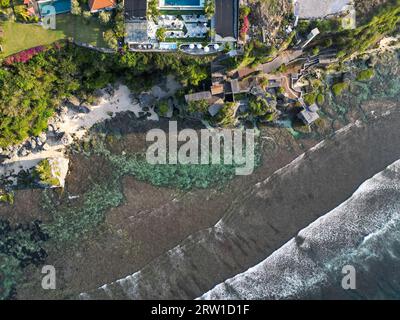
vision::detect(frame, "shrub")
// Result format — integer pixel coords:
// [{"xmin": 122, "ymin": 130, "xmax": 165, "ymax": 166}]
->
[
  {"xmin": 303, "ymin": 92, "xmax": 317, "ymax": 105},
  {"xmin": 248, "ymin": 96, "xmax": 273, "ymax": 116},
  {"xmin": 356, "ymin": 68, "xmax": 375, "ymax": 81},
  {"xmin": 4, "ymin": 46, "xmax": 46, "ymax": 65},
  {"xmin": 332, "ymin": 82, "xmax": 349, "ymax": 96},
  {"xmin": 82, "ymin": 11, "xmax": 92, "ymax": 20},
  {"xmin": 71, "ymin": 0, "xmax": 81, "ymax": 15},
  {"xmin": 156, "ymin": 27, "xmax": 166, "ymax": 42},
  {"xmin": 99, "ymin": 10, "xmax": 112, "ymax": 25},
  {"xmin": 317, "ymin": 93, "xmax": 325, "ymax": 106},
  {"xmin": 312, "ymin": 47, "xmax": 320, "ymax": 56},
  {"xmin": 187, "ymin": 99, "xmax": 209, "ymax": 113},
  {"xmin": 103, "ymin": 29, "xmax": 118, "ymax": 49},
  {"xmin": 0, "ymin": 0, "xmax": 10, "ymax": 8},
  {"xmin": 156, "ymin": 100, "xmax": 169, "ymax": 116},
  {"xmin": 33, "ymin": 159, "xmax": 60, "ymax": 187},
  {"xmin": 204, "ymin": 0, "xmax": 215, "ymax": 19}
]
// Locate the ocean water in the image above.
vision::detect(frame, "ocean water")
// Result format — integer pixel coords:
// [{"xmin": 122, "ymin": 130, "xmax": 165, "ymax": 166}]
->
[
  {"xmin": 200, "ymin": 159, "xmax": 400, "ymax": 299},
  {"xmin": 80, "ymin": 107, "xmax": 400, "ymax": 300}
]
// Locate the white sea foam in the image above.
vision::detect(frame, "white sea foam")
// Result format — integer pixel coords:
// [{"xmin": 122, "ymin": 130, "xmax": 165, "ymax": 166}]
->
[{"xmin": 199, "ymin": 159, "xmax": 400, "ymax": 299}]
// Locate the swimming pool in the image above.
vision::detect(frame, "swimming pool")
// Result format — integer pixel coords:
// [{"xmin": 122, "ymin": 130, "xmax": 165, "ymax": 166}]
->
[
  {"xmin": 159, "ymin": 42, "xmax": 178, "ymax": 50},
  {"xmin": 164, "ymin": 0, "xmax": 201, "ymax": 6},
  {"xmin": 38, "ymin": 0, "xmax": 71, "ymax": 16}
]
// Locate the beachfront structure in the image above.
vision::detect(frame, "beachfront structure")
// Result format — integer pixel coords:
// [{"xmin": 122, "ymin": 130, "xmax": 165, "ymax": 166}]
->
[
  {"xmin": 185, "ymin": 91, "xmax": 212, "ymax": 103},
  {"xmin": 298, "ymin": 103, "xmax": 320, "ymax": 125},
  {"xmin": 301, "ymin": 28, "xmax": 320, "ymax": 49},
  {"xmin": 124, "ymin": 0, "xmax": 239, "ymax": 52}
]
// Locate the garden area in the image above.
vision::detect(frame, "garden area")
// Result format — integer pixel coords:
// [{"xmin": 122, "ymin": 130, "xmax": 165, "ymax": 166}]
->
[
  {"xmin": 0, "ymin": 21, "xmax": 64, "ymax": 58},
  {"xmin": 0, "ymin": 14, "xmax": 108, "ymax": 58},
  {"xmin": 55, "ymin": 13, "xmax": 108, "ymax": 47}
]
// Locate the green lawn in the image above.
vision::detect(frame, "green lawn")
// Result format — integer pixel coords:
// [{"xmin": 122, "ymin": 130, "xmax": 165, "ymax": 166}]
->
[
  {"xmin": 55, "ymin": 14, "xmax": 108, "ymax": 47},
  {"xmin": 0, "ymin": 21, "xmax": 64, "ymax": 57},
  {"xmin": 0, "ymin": 14, "xmax": 108, "ymax": 58}
]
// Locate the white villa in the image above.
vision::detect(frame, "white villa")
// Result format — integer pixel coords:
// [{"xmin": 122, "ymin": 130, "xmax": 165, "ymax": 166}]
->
[{"xmin": 124, "ymin": 0, "xmax": 239, "ymax": 53}]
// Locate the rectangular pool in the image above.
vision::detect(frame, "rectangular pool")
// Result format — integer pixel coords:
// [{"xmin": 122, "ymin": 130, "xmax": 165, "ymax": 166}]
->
[
  {"xmin": 164, "ymin": 0, "xmax": 201, "ymax": 6},
  {"xmin": 159, "ymin": 42, "xmax": 178, "ymax": 50},
  {"xmin": 38, "ymin": 0, "xmax": 71, "ymax": 15}
]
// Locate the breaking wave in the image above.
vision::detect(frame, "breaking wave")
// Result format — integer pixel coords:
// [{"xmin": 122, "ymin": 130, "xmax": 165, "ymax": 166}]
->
[{"xmin": 200, "ymin": 159, "xmax": 400, "ymax": 299}]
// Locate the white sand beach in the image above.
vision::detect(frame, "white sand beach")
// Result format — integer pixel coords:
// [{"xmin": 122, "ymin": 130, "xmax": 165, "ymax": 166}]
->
[{"xmin": 0, "ymin": 84, "xmax": 158, "ymax": 185}]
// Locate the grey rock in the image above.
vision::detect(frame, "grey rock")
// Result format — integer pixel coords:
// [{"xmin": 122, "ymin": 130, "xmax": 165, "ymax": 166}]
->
[{"xmin": 78, "ymin": 105, "xmax": 91, "ymax": 113}]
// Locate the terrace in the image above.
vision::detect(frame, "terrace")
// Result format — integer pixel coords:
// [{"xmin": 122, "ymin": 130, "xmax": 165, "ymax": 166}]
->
[
  {"xmin": 125, "ymin": 0, "xmax": 236, "ymax": 53},
  {"xmin": 156, "ymin": 13, "xmax": 210, "ymax": 40},
  {"xmin": 293, "ymin": 0, "xmax": 351, "ymax": 19}
]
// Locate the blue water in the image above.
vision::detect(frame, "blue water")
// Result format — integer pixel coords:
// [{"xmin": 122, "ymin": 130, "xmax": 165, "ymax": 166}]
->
[
  {"xmin": 164, "ymin": 0, "xmax": 200, "ymax": 6},
  {"xmin": 39, "ymin": 0, "xmax": 71, "ymax": 15}
]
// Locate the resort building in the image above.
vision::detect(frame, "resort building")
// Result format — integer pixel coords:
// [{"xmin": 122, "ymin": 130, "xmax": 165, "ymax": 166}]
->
[
  {"xmin": 124, "ymin": 0, "xmax": 239, "ymax": 53},
  {"xmin": 184, "ymin": 91, "xmax": 213, "ymax": 103},
  {"xmin": 214, "ymin": 0, "xmax": 239, "ymax": 43},
  {"xmin": 124, "ymin": 0, "xmax": 151, "ymax": 49},
  {"xmin": 298, "ymin": 103, "xmax": 320, "ymax": 125}
]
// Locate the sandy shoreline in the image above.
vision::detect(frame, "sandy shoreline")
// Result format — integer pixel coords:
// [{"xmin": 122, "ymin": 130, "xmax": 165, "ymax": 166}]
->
[{"xmin": 0, "ymin": 83, "xmax": 167, "ymax": 185}]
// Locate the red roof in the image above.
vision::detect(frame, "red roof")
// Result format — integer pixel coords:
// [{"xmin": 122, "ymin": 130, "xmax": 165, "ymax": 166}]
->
[
  {"xmin": 89, "ymin": 0, "xmax": 116, "ymax": 11},
  {"xmin": 27, "ymin": 7, "xmax": 35, "ymax": 15}
]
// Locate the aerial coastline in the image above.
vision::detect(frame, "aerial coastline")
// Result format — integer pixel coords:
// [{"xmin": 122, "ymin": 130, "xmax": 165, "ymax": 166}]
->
[{"xmin": 1, "ymin": 0, "xmax": 400, "ymax": 303}]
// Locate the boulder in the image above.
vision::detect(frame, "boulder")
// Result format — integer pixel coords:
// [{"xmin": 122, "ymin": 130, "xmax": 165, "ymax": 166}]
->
[
  {"xmin": 78, "ymin": 104, "xmax": 91, "ymax": 114},
  {"xmin": 60, "ymin": 133, "xmax": 73, "ymax": 146},
  {"xmin": 67, "ymin": 96, "xmax": 81, "ymax": 107},
  {"xmin": 18, "ymin": 148, "xmax": 29, "ymax": 157},
  {"xmin": 29, "ymin": 138, "xmax": 37, "ymax": 150},
  {"xmin": 42, "ymin": 143, "xmax": 51, "ymax": 151}
]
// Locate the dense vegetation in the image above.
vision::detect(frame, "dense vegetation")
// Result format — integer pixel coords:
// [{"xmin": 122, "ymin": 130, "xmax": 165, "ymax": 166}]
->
[
  {"xmin": 0, "ymin": 220, "xmax": 48, "ymax": 299},
  {"xmin": 0, "ymin": 42, "xmax": 212, "ymax": 147},
  {"xmin": 320, "ymin": 0, "xmax": 400, "ymax": 60},
  {"xmin": 33, "ymin": 159, "xmax": 60, "ymax": 187}
]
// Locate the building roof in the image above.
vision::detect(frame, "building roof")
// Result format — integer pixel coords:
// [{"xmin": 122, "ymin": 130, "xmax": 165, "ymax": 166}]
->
[
  {"xmin": 230, "ymin": 79, "xmax": 241, "ymax": 94},
  {"xmin": 214, "ymin": 0, "xmax": 239, "ymax": 40},
  {"xmin": 208, "ymin": 99, "xmax": 225, "ymax": 116},
  {"xmin": 124, "ymin": 0, "xmax": 147, "ymax": 20},
  {"xmin": 299, "ymin": 109, "xmax": 320, "ymax": 125},
  {"xmin": 125, "ymin": 20, "xmax": 148, "ymax": 43},
  {"xmin": 89, "ymin": 0, "xmax": 116, "ymax": 11},
  {"xmin": 211, "ymin": 84, "xmax": 224, "ymax": 96},
  {"xmin": 237, "ymin": 66, "xmax": 256, "ymax": 79},
  {"xmin": 185, "ymin": 91, "xmax": 213, "ymax": 103}
]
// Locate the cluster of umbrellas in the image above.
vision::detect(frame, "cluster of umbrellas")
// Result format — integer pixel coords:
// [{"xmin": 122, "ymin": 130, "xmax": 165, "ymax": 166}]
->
[{"xmin": 188, "ymin": 43, "xmax": 220, "ymax": 52}]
